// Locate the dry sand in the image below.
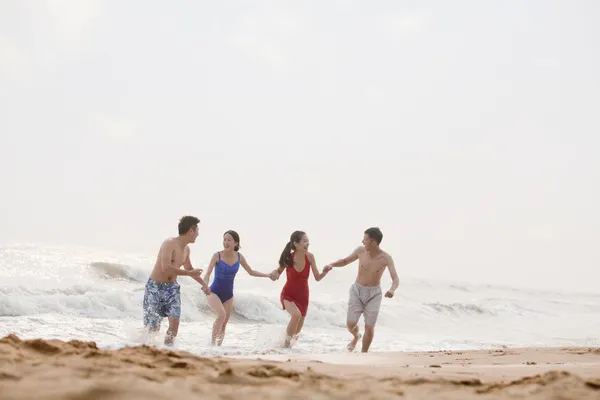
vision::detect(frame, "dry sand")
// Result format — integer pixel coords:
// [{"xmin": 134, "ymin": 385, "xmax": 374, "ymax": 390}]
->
[{"xmin": 1, "ymin": 334, "xmax": 599, "ymax": 399}]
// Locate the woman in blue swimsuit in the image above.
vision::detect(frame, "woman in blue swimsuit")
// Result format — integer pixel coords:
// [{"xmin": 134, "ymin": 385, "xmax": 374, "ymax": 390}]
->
[{"xmin": 203, "ymin": 230, "xmax": 277, "ymax": 345}]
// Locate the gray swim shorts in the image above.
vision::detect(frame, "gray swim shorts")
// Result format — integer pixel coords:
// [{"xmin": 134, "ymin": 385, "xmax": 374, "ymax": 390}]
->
[
  {"xmin": 142, "ymin": 278, "xmax": 181, "ymax": 328},
  {"xmin": 347, "ymin": 282, "xmax": 382, "ymax": 326}
]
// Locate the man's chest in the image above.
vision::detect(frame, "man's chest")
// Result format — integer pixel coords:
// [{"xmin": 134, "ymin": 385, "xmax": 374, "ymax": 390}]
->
[
  {"xmin": 171, "ymin": 249, "xmax": 188, "ymax": 266},
  {"xmin": 359, "ymin": 256, "xmax": 386, "ymax": 271},
  {"xmin": 359, "ymin": 254, "xmax": 387, "ymax": 270}
]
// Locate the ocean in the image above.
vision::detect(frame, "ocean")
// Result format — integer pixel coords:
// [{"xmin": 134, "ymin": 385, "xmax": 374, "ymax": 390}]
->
[{"xmin": 1, "ymin": 243, "xmax": 599, "ymax": 356}]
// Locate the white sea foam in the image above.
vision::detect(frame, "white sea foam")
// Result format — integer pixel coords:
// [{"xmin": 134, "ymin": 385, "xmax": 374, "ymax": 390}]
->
[{"xmin": 0, "ymin": 243, "xmax": 599, "ymax": 356}]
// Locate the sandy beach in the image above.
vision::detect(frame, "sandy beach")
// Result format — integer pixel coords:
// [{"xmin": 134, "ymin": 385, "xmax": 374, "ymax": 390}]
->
[{"xmin": 1, "ymin": 334, "xmax": 599, "ymax": 399}]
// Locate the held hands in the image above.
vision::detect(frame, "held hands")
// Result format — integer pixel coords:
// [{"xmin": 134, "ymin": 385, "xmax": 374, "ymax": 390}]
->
[
  {"xmin": 201, "ymin": 285, "xmax": 211, "ymax": 295},
  {"xmin": 323, "ymin": 265, "xmax": 333, "ymax": 273},
  {"xmin": 269, "ymin": 270, "xmax": 280, "ymax": 281}
]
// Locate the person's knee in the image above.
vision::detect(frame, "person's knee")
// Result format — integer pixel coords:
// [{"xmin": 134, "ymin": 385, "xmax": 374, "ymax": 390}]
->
[
  {"xmin": 215, "ymin": 312, "xmax": 226, "ymax": 323},
  {"xmin": 364, "ymin": 324, "xmax": 375, "ymax": 335},
  {"xmin": 347, "ymin": 320, "xmax": 358, "ymax": 331},
  {"xmin": 288, "ymin": 307, "xmax": 302, "ymax": 320}
]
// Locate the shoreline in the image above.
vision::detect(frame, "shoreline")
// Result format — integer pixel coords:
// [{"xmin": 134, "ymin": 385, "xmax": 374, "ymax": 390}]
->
[
  {"xmin": 1, "ymin": 334, "xmax": 599, "ymax": 399},
  {"xmin": 230, "ymin": 346, "xmax": 600, "ymax": 382}
]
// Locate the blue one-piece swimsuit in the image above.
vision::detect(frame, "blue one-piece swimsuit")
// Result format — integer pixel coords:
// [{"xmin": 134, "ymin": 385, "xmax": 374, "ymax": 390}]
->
[{"xmin": 209, "ymin": 252, "xmax": 241, "ymax": 304}]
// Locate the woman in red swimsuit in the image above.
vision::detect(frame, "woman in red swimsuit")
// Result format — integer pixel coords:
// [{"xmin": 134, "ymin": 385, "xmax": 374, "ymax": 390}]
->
[{"xmin": 273, "ymin": 230, "xmax": 332, "ymax": 347}]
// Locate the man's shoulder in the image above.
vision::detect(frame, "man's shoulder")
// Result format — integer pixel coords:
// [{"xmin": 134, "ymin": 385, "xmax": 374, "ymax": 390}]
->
[
  {"xmin": 353, "ymin": 246, "xmax": 367, "ymax": 260},
  {"xmin": 354, "ymin": 246, "xmax": 367, "ymax": 254},
  {"xmin": 161, "ymin": 237, "xmax": 177, "ymax": 247},
  {"xmin": 381, "ymin": 250, "xmax": 394, "ymax": 263}
]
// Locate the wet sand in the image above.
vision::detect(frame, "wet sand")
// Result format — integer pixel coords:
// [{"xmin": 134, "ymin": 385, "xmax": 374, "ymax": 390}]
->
[{"xmin": 1, "ymin": 334, "xmax": 599, "ymax": 399}]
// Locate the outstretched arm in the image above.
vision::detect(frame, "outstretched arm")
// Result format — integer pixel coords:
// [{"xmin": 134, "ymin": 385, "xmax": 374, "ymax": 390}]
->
[
  {"xmin": 308, "ymin": 253, "xmax": 331, "ymax": 282},
  {"xmin": 160, "ymin": 240, "xmax": 201, "ymax": 277},
  {"xmin": 325, "ymin": 246, "xmax": 364, "ymax": 268},
  {"xmin": 384, "ymin": 255, "xmax": 400, "ymax": 298},
  {"xmin": 183, "ymin": 249, "xmax": 209, "ymax": 291},
  {"xmin": 240, "ymin": 254, "xmax": 277, "ymax": 280}
]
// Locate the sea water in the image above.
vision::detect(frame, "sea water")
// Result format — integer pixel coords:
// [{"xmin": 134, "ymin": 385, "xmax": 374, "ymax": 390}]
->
[{"xmin": 1, "ymin": 243, "xmax": 599, "ymax": 356}]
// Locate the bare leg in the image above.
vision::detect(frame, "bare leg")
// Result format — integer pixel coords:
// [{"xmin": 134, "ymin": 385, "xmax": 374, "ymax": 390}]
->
[
  {"xmin": 207, "ymin": 294, "xmax": 226, "ymax": 345},
  {"xmin": 165, "ymin": 317, "xmax": 179, "ymax": 346},
  {"xmin": 216, "ymin": 298, "xmax": 234, "ymax": 346},
  {"xmin": 283, "ymin": 300, "xmax": 302, "ymax": 347},
  {"xmin": 361, "ymin": 295, "xmax": 381, "ymax": 353},
  {"xmin": 361, "ymin": 324, "xmax": 375, "ymax": 353},
  {"xmin": 294, "ymin": 316, "xmax": 305, "ymax": 340},
  {"xmin": 346, "ymin": 320, "xmax": 362, "ymax": 352}
]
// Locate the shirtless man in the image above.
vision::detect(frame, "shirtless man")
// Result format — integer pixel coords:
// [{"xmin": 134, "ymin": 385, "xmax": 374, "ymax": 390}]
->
[
  {"xmin": 143, "ymin": 215, "xmax": 210, "ymax": 345},
  {"xmin": 324, "ymin": 227, "xmax": 399, "ymax": 353}
]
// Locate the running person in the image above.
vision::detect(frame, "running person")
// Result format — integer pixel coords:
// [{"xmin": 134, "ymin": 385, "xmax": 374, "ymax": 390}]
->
[
  {"xmin": 323, "ymin": 227, "xmax": 399, "ymax": 353},
  {"xmin": 203, "ymin": 230, "xmax": 277, "ymax": 346},
  {"xmin": 142, "ymin": 215, "xmax": 209, "ymax": 346},
  {"xmin": 272, "ymin": 230, "xmax": 332, "ymax": 347}
]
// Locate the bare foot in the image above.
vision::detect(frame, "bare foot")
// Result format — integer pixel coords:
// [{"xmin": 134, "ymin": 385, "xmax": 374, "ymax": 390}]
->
[
  {"xmin": 284, "ymin": 335, "xmax": 293, "ymax": 348},
  {"xmin": 164, "ymin": 332, "xmax": 175, "ymax": 346},
  {"xmin": 347, "ymin": 333, "xmax": 362, "ymax": 352}
]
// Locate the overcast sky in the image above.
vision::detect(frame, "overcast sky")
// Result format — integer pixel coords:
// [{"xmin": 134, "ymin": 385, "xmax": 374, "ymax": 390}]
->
[{"xmin": 1, "ymin": 0, "xmax": 598, "ymax": 292}]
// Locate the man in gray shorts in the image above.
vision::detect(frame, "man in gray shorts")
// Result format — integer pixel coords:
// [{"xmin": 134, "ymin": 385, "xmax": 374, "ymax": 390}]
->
[{"xmin": 324, "ymin": 227, "xmax": 399, "ymax": 353}]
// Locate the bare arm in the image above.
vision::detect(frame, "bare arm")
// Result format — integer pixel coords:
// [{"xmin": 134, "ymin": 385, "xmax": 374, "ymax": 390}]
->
[
  {"xmin": 271, "ymin": 262, "xmax": 286, "ymax": 279},
  {"xmin": 202, "ymin": 253, "xmax": 219, "ymax": 285},
  {"xmin": 182, "ymin": 248, "xmax": 209, "ymax": 288},
  {"xmin": 160, "ymin": 240, "xmax": 196, "ymax": 276},
  {"xmin": 384, "ymin": 254, "xmax": 400, "ymax": 298},
  {"xmin": 326, "ymin": 246, "xmax": 364, "ymax": 268},
  {"xmin": 240, "ymin": 254, "xmax": 273, "ymax": 278},
  {"xmin": 308, "ymin": 253, "xmax": 330, "ymax": 282}
]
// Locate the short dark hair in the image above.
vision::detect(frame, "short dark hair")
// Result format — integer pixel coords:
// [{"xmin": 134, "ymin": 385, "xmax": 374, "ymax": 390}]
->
[
  {"xmin": 364, "ymin": 227, "xmax": 383, "ymax": 244},
  {"xmin": 178, "ymin": 216, "xmax": 200, "ymax": 235}
]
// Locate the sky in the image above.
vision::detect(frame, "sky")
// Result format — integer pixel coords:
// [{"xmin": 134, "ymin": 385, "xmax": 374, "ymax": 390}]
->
[{"xmin": 1, "ymin": 0, "xmax": 599, "ymax": 293}]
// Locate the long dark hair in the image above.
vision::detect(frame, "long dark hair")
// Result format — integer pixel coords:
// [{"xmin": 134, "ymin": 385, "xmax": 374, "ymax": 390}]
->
[
  {"xmin": 278, "ymin": 230, "xmax": 305, "ymax": 268},
  {"xmin": 224, "ymin": 230, "xmax": 241, "ymax": 252}
]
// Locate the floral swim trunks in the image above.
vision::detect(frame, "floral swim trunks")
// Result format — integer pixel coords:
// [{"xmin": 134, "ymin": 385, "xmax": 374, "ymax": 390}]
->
[{"xmin": 142, "ymin": 278, "xmax": 181, "ymax": 328}]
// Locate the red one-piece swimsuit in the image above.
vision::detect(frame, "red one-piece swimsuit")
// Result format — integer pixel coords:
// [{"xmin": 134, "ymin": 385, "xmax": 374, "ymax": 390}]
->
[{"xmin": 280, "ymin": 252, "xmax": 310, "ymax": 316}]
